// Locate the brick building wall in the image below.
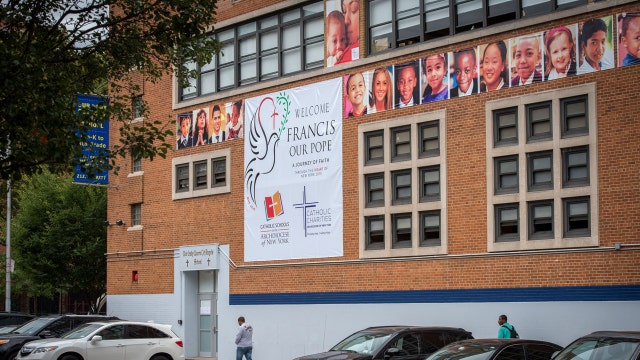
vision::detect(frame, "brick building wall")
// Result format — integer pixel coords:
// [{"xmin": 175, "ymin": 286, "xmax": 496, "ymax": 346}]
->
[{"xmin": 105, "ymin": 0, "xmax": 640, "ymax": 357}]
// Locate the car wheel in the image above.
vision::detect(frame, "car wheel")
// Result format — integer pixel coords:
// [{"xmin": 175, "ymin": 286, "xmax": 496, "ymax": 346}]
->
[
  {"xmin": 59, "ymin": 355, "xmax": 81, "ymax": 360},
  {"xmin": 150, "ymin": 355, "xmax": 171, "ymax": 360}
]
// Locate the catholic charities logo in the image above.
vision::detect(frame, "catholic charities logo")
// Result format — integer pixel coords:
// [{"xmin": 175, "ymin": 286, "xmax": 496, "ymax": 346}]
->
[
  {"xmin": 264, "ymin": 191, "xmax": 284, "ymax": 220},
  {"xmin": 294, "ymin": 186, "xmax": 332, "ymax": 237}
]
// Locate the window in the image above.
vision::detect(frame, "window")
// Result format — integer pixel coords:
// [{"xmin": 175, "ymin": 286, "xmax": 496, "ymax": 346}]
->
[
  {"xmin": 528, "ymin": 200, "xmax": 553, "ymax": 240},
  {"xmin": 132, "ymin": 155, "xmax": 142, "ymax": 173},
  {"xmin": 366, "ymin": 173, "xmax": 385, "ymax": 207},
  {"xmin": 392, "ymin": 170, "xmax": 412, "ymax": 204},
  {"xmin": 495, "ymin": 203, "xmax": 519, "ymax": 242},
  {"xmin": 562, "ymin": 146, "xmax": 589, "ymax": 187},
  {"xmin": 561, "ymin": 95, "xmax": 588, "ymax": 137},
  {"xmin": 391, "ymin": 126, "xmax": 411, "ymax": 161},
  {"xmin": 564, "ymin": 197, "xmax": 590, "ymax": 237},
  {"xmin": 365, "ymin": 130, "xmax": 385, "ymax": 165},
  {"xmin": 212, "ymin": 157, "xmax": 226, "ymax": 187},
  {"xmin": 173, "ymin": 149, "xmax": 231, "ymax": 200},
  {"xmin": 366, "ymin": 0, "xmax": 586, "ymax": 54},
  {"xmin": 194, "ymin": 161, "xmax": 208, "ymax": 190},
  {"xmin": 493, "ymin": 108, "xmax": 518, "ymax": 147},
  {"xmin": 392, "ymin": 213, "xmax": 412, "ymax": 248},
  {"xmin": 495, "ymin": 155, "xmax": 518, "ymax": 194},
  {"xmin": 526, "ymin": 101, "xmax": 552, "ymax": 142},
  {"xmin": 180, "ymin": 1, "xmax": 323, "ymax": 100},
  {"xmin": 419, "ymin": 121, "xmax": 440, "ymax": 157},
  {"xmin": 132, "ymin": 95, "xmax": 144, "ymax": 120},
  {"xmin": 360, "ymin": 111, "xmax": 446, "ymax": 257},
  {"xmin": 527, "ymin": 151, "xmax": 552, "ymax": 191},
  {"xmin": 486, "ymin": 84, "xmax": 598, "ymax": 251},
  {"xmin": 131, "ymin": 203, "xmax": 142, "ymax": 226},
  {"xmin": 420, "ymin": 210, "xmax": 441, "ymax": 246},
  {"xmin": 176, "ymin": 164, "xmax": 189, "ymax": 192},
  {"xmin": 99, "ymin": 325, "xmax": 124, "ymax": 340},
  {"xmin": 366, "ymin": 215, "xmax": 385, "ymax": 250},
  {"xmin": 420, "ymin": 166, "xmax": 440, "ymax": 202}
]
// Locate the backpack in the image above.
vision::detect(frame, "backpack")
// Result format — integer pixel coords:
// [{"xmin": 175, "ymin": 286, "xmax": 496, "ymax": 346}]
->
[{"xmin": 502, "ymin": 324, "xmax": 519, "ymax": 338}]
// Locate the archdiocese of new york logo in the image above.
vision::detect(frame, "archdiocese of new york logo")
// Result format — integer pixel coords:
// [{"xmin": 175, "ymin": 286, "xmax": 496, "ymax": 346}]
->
[{"xmin": 264, "ymin": 191, "xmax": 284, "ymax": 220}]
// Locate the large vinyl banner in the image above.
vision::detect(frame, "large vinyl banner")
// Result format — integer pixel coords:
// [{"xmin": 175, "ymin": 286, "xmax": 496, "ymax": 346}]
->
[{"xmin": 244, "ymin": 78, "xmax": 343, "ymax": 262}]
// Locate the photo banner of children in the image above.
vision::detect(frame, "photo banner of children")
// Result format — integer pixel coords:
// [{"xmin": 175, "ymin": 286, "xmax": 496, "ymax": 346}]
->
[
  {"xmin": 326, "ymin": 0, "xmax": 360, "ymax": 67},
  {"xmin": 175, "ymin": 100, "xmax": 245, "ymax": 149},
  {"xmin": 340, "ymin": 12, "xmax": 635, "ymax": 119},
  {"xmin": 618, "ymin": 11, "xmax": 640, "ymax": 67}
]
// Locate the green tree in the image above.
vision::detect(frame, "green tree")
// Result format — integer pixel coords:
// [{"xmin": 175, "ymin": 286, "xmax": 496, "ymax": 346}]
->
[
  {"xmin": 0, "ymin": 0, "xmax": 222, "ymax": 182},
  {"xmin": 11, "ymin": 170, "xmax": 107, "ymax": 304}
]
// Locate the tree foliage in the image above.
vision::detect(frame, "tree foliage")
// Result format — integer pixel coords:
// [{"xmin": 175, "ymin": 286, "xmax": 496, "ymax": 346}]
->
[
  {"xmin": 0, "ymin": 0, "xmax": 222, "ymax": 182},
  {"xmin": 11, "ymin": 170, "xmax": 107, "ymax": 302}
]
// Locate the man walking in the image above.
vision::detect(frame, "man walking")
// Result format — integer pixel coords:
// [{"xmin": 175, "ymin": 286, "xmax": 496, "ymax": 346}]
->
[
  {"xmin": 236, "ymin": 316, "xmax": 253, "ymax": 360},
  {"xmin": 497, "ymin": 314, "xmax": 518, "ymax": 338}
]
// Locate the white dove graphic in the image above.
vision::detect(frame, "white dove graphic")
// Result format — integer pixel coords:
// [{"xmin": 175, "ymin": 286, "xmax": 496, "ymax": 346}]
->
[{"xmin": 245, "ymin": 96, "xmax": 280, "ymax": 206}]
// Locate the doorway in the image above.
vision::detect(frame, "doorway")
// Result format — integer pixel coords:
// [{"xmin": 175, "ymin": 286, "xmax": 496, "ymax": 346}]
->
[{"xmin": 198, "ymin": 270, "xmax": 217, "ymax": 358}]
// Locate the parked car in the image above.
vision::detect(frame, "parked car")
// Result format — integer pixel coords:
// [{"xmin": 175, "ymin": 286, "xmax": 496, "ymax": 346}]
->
[
  {"xmin": 425, "ymin": 338, "xmax": 563, "ymax": 360},
  {"xmin": 0, "ymin": 314, "xmax": 34, "ymax": 329},
  {"xmin": 16, "ymin": 320, "xmax": 184, "ymax": 360},
  {"xmin": 0, "ymin": 314, "xmax": 118, "ymax": 360},
  {"xmin": 293, "ymin": 326, "xmax": 474, "ymax": 360},
  {"xmin": 552, "ymin": 331, "xmax": 640, "ymax": 360},
  {"xmin": 0, "ymin": 327, "xmax": 19, "ymax": 335}
]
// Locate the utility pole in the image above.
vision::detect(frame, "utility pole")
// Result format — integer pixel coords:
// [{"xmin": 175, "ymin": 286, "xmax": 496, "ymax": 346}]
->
[{"xmin": 5, "ymin": 178, "xmax": 11, "ymax": 312}]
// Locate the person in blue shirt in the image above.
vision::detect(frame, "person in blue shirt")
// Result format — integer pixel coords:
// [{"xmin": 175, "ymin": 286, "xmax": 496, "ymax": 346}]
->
[{"xmin": 497, "ymin": 314, "xmax": 516, "ymax": 338}]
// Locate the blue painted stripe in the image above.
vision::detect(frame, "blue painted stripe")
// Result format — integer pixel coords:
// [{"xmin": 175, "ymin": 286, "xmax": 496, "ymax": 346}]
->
[{"xmin": 230, "ymin": 285, "xmax": 640, "ymax": 305}]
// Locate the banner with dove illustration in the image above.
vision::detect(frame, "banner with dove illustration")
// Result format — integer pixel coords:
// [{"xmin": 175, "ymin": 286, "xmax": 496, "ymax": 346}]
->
[{"xmin": 244, "ymin": 78, "xmax": 343, "ymax": 262}]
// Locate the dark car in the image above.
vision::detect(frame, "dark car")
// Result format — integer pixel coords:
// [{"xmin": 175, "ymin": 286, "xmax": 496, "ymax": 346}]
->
[
  {"xmin": 0, "ymin": 314, "xmax": 34, "ymax": 328},
  {"xmin": 425, "ymin": 338, "xmax": 562, "ymax": 360},
  {"xmin": 293, "ymin": 326, "xmax": 474, "ymax": 360},
  {"xmin": 552, "ymin": 331, "xmax": 640, "ymax": 360},
  {"xmin": 0, "ymin": 314, "xmax": 119, "ymax": 360}
]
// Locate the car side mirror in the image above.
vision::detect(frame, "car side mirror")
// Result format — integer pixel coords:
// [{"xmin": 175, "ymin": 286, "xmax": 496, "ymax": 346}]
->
[
  {"xmin": 39, "ymin": 330, "xmax": 53, "ymax": 338},
  {"xmin": 90, "ymin": 335, "xmax": 103, "ymax": 344},
  {"xmin": 384, "ymin": 347, "xmax": 402, "ymax": 359}
]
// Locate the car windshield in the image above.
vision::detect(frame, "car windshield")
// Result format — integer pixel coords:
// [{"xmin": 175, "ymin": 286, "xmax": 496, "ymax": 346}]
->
[
  {"xmin": 330, "ymin": 331, "xmax": 393, "ymax": 355},
  {"xmin": 9, "ymin": 318, "xmax": 55, "ymax": 335},
  {"xmin": 61, "ymin": 323, "xmax": 104, "ymax": 339},
  {"xmin": 554, "ymin": 337, "xmax": 640, "ymax": 360},
  {"xmin": 425, "ymin": 342, "xmax": 498, "ymax": 360}
]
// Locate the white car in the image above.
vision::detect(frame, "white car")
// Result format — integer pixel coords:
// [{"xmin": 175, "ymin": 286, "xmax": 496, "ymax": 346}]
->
[{"xmin": 16, "ymin": 320, "xmax": 185, "ymax": 360}]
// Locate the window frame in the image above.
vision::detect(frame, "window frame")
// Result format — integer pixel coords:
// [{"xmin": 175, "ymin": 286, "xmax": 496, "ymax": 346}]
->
[
  {"xmin": 562, "ymin": 146, "xmax": 589, "ymax": 188},
  {"xmin": 360, "ymin": 110, "xmax": 447, "ymax": 258},
  {"xmin": 419, "ymin": 120, "xmax": 440, "ymax": 158},
  {"xmin": 561, "ymin": 95, "xmax": 589, "ymax": 138},
  {"xmin": 526, "ymin": 101, "xmax": 552, "ymax": 142},
  {"xmin": 563, "ymin": 196, "xmax": 590, "ymax": 238},
  {"xmin": 366, "ymin": 173, "xmax": 385, "ymax": 207},
  {"xmin": 392, "ymin": 212, "xmax": 412, "ymax": 248},
  {"xmin": 193, "ymin": 160, "xmax": 208, "ymax": 190},
  {"xmin": 366, "ymin": 0, "xmax": 586, "ymax": 55},
  {"xmin": 494, "ymin": 155, "xmax": 519, "ymax": 194},
  {"xmin": 420, "ymin": 210, "xmax": 441, "ymax": 247},
  {"xmin": 365, "ymin": 130, "xmax": 385, "ymax": 165},
  {"xmin": 172, "ymin": 149, "xmax": 231, "ymax": 200},
  {"xmin": 179, "ymin": 1, "xmax": 324, "ymax": 101},
  {"xmin": 528, "ymin": 200, "xmax": 554, "ymax": 240},
  {"xmin": 211, "ymin": 157, "xmax": 227, "ymax": 187},
  {"xmin": 486, "ymin": 84, "xmax": 598, "ymax": 252},
  {"xmin": 391, "ymin": 125, "xmax": 412, "ymax": 162},
  {"xmin": 419, "ymin": 165, "xmax": 440, "ymax": 202},
  {"xmin": 527, "ymin": 150, "xmax": 553, "ymax": 192},
  {"xmin": 493, "ymin": 107, "xmax": 518, "ymax": 147},
  {"xmin": 495, "ymin": 203, "xmax": 519, "ymax": 242},
  {"xmin": 366, "ymin": 215, "xmax": 385, "ymax": 250},
  {"xmin": 176, "ymin": 164, "xmax": 190, "ymax": 193},
  {"xmin": 392, "ymin": 169, "xmax": 412, "ymax": 205},
  {"xmin": 131, "ymin": 203, "xmax": 142, "ymax": 226}
]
